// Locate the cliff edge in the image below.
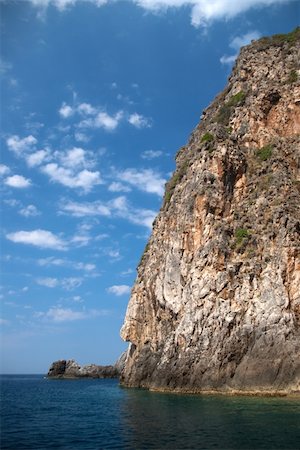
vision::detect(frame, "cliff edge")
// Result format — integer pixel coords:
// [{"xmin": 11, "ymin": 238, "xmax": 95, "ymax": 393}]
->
[{"xmin": 120, "ymin": 29, "xmax": 300, "ymax": 394}]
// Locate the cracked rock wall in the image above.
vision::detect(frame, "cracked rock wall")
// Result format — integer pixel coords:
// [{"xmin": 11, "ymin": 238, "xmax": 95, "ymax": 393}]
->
[{"xmin": 120, "ymin": 30, "xmax": 300, "ymax": 393}]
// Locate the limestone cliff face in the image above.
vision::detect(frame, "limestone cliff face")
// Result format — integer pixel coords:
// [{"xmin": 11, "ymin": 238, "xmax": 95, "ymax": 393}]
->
[{"xmin": 120, "ymin": 29, "xmax": 300, "ymax": 394}]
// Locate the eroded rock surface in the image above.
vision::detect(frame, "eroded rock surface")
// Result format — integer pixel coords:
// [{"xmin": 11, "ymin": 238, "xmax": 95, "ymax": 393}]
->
[
  {"xmin": 47, "ymin": 358, "xmax": 122, "ymax": 379},
  {"xmin": 120, "ymin": 29, "xmax": 300, "ymax": 394}
]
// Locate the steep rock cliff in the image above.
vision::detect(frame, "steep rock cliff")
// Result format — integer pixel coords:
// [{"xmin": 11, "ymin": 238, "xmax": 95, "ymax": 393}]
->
[{"xmin": 120, "ymin": 29, "xmax": 300, "ymax": 394}]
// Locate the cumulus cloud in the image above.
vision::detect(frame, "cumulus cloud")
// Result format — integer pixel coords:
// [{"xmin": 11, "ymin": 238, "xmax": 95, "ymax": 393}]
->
[
  {"xmin": 107, "ymin": 284, "xmax": 131, "ymax": 296},
  {"xmin": 29, "ymin": 0, "xmax": 291, "ymax": 27},
  {"xmin": 4, "ymin": 175, "xmax": 31, "ymax": 188},
  {"xmin": 220, "ymin": 30, "xmax": 261, "ymax": 65},
  {"xmin": 6, "ymin": 229, "xmax": 67, "ymax": 250},
  {"xmin": 128, "ymin": 113, "xmax": 152, "ymax": 129},
  {"xmin": 141, "ymin": 150, "xmax": 163, "ymax": 160},
  {"xmin": 116, "ymin": 168, "xmax": 166, "ymax": 196},
  {"xmin": 26, "ymin": 149, "xmax": 50, "ymax": 167},
  {"xmin": 6, "ymin": 135, "xmax": 37, "ymax": 155},
  {"xmin": 19, "ymin": 204, "xmax": 41, "ymax": 217},
  {"xmin": 59, "ymin": 102, "xmax": 74, "ymax": 118},
  {"xmin": 42, "ymin": 163, "xmax": 102, "ymax": 192},
  {"xmin": 80, "ymin": 111, "xmax": 124, "ymax": 131}
]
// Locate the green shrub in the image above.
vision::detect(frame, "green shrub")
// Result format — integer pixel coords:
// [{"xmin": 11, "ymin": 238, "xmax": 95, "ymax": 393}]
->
[
  {"xmin": 288, "ymin": 69, "xmax": 298, "ymax": 83},
  {"xmin": 215, "ymin": 91, "xmax": 245, "ymax": 125},
  {"xmin": 227, "ymin": 91, "xmax": 246, "ymax": 107},
  {"xmin": 256, "ymin": 144, "xmax": 273, "ymax": 161},
  {"xmin": 201, "ymin": 132, "xmax": 214, "ymax": 143},
  {"xmin": 257, "ymin": 27, "xmax": 300, "ymax": 47},
  {"xmin": 163, "ymin": 161, "xmax": 189, "ymax": 207},
  {"xmin": 235, "ymin": 228, "xmax": 250, "ymax": 246}
]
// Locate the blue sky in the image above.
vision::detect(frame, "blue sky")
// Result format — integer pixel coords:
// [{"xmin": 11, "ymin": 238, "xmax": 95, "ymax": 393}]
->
[{"xmin": 0, "ymin": 0, "xmax": 299, "ymax": 374}]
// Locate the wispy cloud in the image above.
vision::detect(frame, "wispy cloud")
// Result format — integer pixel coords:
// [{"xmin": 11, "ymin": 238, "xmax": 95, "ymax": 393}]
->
[
  {"xmin": 37, "ymin": 256, "xmax": 96, "ymax": 272},
  {"xmin": 107, "ymin": 284, "xmax": 131, "ymax": 296},
  {"xmin": 60, "ymin": 199, "xmax": 111, "ymax": 217},
  {"xmin": 0, "ymin": 164, "xmax": 11, "ymax": 176},
  {"xmin": 19, "ymin": 204, "xmax": 41, "ymax": 217},
  {"xmin": 29, "ymin": 0, "xmax": 291, "ymax": 28},
  {"xmin": 108, "ymin": 181, "xmax": 131, "ymax": 193},
  {"xmin": 6, "ymin": 230, "xmax": 67, "ymax": 251},
  {"xmin": 60, "ymin": 195, "xmax": 157, "ymax": 229},
  {"xmin": 35, "ymin": 306, "xmax": 106, "ymax": 323},
  {"xmin": 36, "ymin": 276, "xmax": 82, "ymax": 290},
  {"xmin": 220, "ymin": 30, "xmax": 261, "ymax": 65},
  {"xmin": 141, "ymin": 150, "xmax": 163, "ymax": 160},
  {"xmin": 4, "ymin": 175, "xmax": 32, "ymax": 188}
]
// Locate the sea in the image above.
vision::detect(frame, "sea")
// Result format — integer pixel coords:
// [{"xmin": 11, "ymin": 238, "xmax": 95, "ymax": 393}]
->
[{"xmin": 1, "ymin": 375, "xmax": 300, "ymax": 449}]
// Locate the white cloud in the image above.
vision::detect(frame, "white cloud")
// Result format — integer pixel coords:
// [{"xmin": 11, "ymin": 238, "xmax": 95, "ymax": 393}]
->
[
  {"xmin": 59, "ymin": 102, "xmax": 74, "ymax": 118},
  {"xmin": 70, "ymin": 234, "xmax": 91, "ymax": 247},
  {"xmin": 6, "ymin": 135, "xmax": 37, "ymax": 155},
  {"xmin": 78, "ymin": 110, "xmax": 123, "ymax": 131},
  {"xmin": 220, "ymin": 30, "xmax": 262, "ymax": 65},
  {"xmin": 110, "ymin": 196, "xmax": 156, "ymax": 228},
  {"xmin": 42, "ymin": 163, "xmax": 102, "ymax": 192},
  {"xmin": 141, "ymin": 150, "xmax": 163, "ymax": 160},
  {"xmin": 36, "ymin": 306, "xmax": 106, "ymax": 322},
  {"xmin": 6, "ymin": 229, "xmax": 67, "ymax": 250},
  {"xmin": 116, "ymin": 168, "xmax": 166, "ymax": 196},
  {"xmin": 77, "ymin": 102, "xmax": 97, "ymax": 115},
  {"xmin": 61, "ymin": 200, "xmax": 111, "ymax": 217},
  {"xmin": 36, "ymin": 276, "xmax": 82, "ymax": 290},
  {"xmin": 26, "ymin": 149, "xmax": 49, "ymax": 167},
  {"xmin": 220, "ymin": 54, "xmax": 237, "ymax": 65},
  {"xmin": 59, "ymin": 147, "xmax": 89, "ymax": 168},
  {"xmin": 61, "ymin": 277, "xmax": 83, "ymax": 290},
  {"xmin": 74, "ymin": 132, "xmax": 90, "ymax": 143},
  {"xmin": 4, "ymin": 175, "xmax": 31, "ymax": 188},
  {"xmin": 0, "ymin": 164, "xmax": 10, "ymax": 176},
  {"xmin": 128, "ymin": 113, "xmax": 152, "ymax": 129},
  {"xmin": 121, "ymin": 268, "xmax": 134, "ymax": 276},
  {"xmin": 108, "ymin": 181, "xmax": 131, "ymax": 193},
  {"xmin": 37, "ymin": 257, "xmax": 96, "ymax": 272},
  {"xmin": 30, "ymin": 1, "xmax": 291, "ymax": 27},
  {"xmin": 61, "ymin": 196, "xmax": 156, "ymax": 229},
  {"xmin": 19, "ymin": 204, "xmax": 41, "ymax": 217},
  {"xmin": 107, "ymin": 284, "xmax": 131, "ymax": 296},
  {"xmin": 37, "ymin": 277, "xmax": 59, "ymax": 288}
]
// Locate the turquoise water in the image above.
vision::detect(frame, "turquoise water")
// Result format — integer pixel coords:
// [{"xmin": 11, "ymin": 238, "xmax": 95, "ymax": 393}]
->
[{"xmin": 1, "ymin": 375, "xmax": 300, "ymax": 449}]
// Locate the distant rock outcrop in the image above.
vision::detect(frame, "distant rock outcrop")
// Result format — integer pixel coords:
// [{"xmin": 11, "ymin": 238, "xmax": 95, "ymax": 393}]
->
[
  {"xmin": 47, "ymin": 354, "xmax": 126, "ymax": 379},
  {"xmin": 120, "ymin": 28, "xmax": 300, "ymax": 395}
]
